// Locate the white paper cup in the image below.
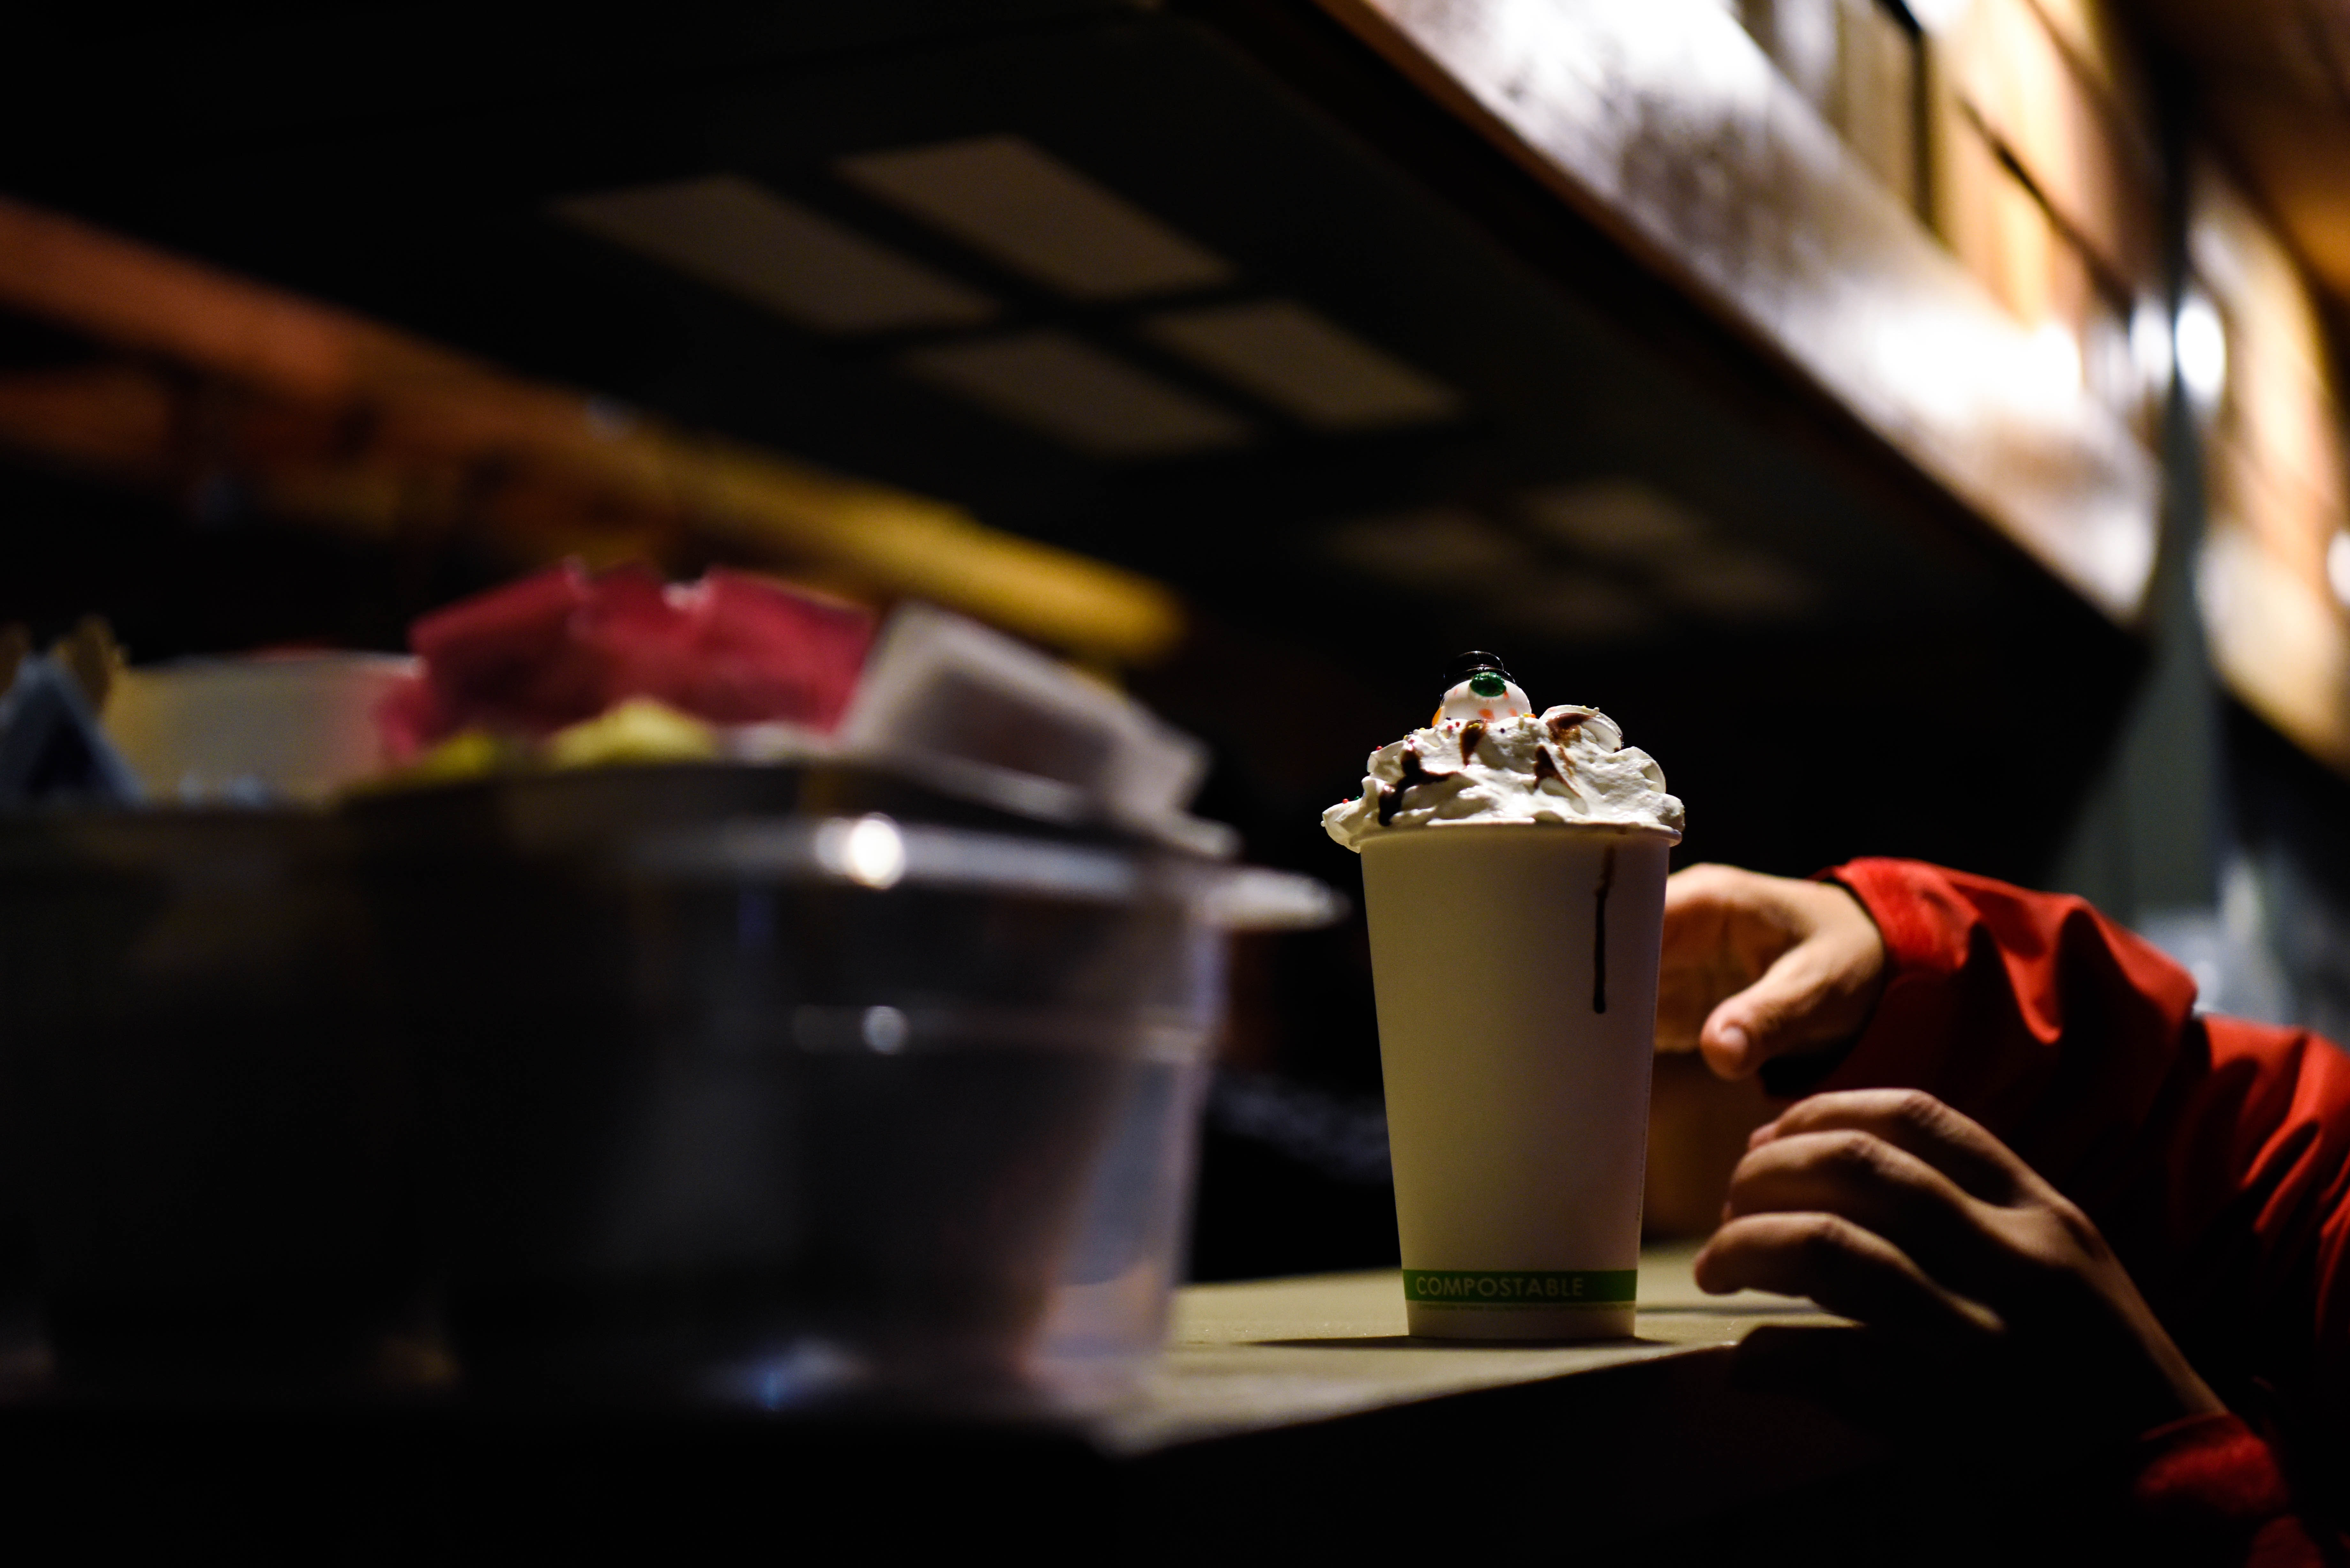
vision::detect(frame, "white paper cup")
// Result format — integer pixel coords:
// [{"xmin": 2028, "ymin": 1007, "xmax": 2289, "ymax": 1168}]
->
[
  {"xmin": 1360, "ymin": 823, "xmax": 1674, "ymax": 1339},
  {"xmin": 104, "ymin": 654, "xmax": 418, "ymax": 805}
]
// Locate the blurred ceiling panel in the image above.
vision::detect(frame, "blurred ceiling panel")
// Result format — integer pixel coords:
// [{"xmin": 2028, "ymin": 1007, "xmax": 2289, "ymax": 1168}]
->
[
  {"xmin": 1142, "ymin": 299, "xmax": 1463, "ymax": 430},
  {"xmin": 902, "ymin": 329, "xmax": 1256, "ymax": 455},
  {"xmin": 553, "ymin": 175, "xmax": 998, "ymax": 334},
  {"xmin": 838, "ymin": 134, "xmax": 1238, "ymax": 299}
]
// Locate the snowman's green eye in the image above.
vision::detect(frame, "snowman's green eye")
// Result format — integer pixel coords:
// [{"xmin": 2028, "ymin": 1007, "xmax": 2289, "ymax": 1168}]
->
[{"xmin": 1468, "ymin": 671, "xmax": 1507, "ymax": 698}]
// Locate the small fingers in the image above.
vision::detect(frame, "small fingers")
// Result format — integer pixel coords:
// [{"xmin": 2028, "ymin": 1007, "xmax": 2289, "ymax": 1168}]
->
[
  {"xmin": 1698, "ymin": 889, "xmax": 1884, "ymax": 1078},
  {"xmin": 1699, "ymin": 973, "xmax": 1830, "ymax": 1077},
  {"xmin": 1656, "ymin": 866, "xmax": 1772, "ymax": 1054},
  {"xmin": 1755, "ymin": 1089, "xmax": 2033, "ymax": 1206},
  {"xmin": 1696, "ymin": 1212, "xmax": 2003, "ymax": 1339},
  {"xmin": 1724, "ymin": 1130, "xmax": 1993, "ymax": 1289}
]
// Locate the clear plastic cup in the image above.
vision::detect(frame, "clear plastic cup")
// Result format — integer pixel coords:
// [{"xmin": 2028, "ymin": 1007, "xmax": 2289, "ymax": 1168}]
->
[{"xmin": 353, "ymin": 763, "xmax": 1334, "ymax": 1409}]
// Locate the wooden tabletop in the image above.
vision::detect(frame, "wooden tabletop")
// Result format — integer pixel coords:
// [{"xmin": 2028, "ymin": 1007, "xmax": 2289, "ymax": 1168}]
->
[
  {"xmin": 1096, "ymin": 1239, "xmax": 1839, "ymax": 1453},
  {"xmin": 0, "ymin": 1247, "xmax": 1873, "ymax": 1557}
]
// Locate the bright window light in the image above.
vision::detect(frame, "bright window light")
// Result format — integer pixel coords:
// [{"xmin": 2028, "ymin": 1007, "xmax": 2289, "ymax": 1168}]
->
[
  {"xmin": 2175, "ymin": 294, "xmax": 2227, "ymax": 408},
  {"xmin": 2024, "ymin": 321, "xmax": 2083, "ymax": 404}
]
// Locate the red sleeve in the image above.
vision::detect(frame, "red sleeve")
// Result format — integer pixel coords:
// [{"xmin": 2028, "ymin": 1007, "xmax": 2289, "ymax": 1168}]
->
[
  {"xmin": 1818, "ymin": 859, "xmax": 2350, "ymax": 1550},
  {"xmin": 2129, "ymin": 1414, "xmax": 2321, "ymax": 1565}
]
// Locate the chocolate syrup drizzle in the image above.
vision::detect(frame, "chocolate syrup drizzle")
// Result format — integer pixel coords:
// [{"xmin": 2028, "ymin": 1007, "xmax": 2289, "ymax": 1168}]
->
[
  {"xmin": 1375, "ymin": 743, "xmax": 1450, "ymax": 826},
  {"xmin": 1592, "ymin": 841, "xmax": 1617, "ymax": 1013},
  {"xmin": 1458, "ymin": 721, "xmax": 1485, "ymax": 765},
  {"xmin": 1547, "ymin": 711, "xmax": 1589, "ymax": 743},
  {"xmin": 1531, "ymin": 747, "xmax": 1564, "ymax": 788}
]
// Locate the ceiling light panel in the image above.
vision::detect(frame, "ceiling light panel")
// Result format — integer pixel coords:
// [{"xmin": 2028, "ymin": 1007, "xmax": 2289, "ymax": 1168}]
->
[
  {"xmin": 553, "ymin": 175, "xmax": 995, "ymax": 334},
  {"xmin": 1322, "ymin": 509, "xmax": 1535, "ymax": 588},
  {"xmin": 1495, "ymin": 572, "xmax": 1657, "ymax": 642},
  {"xmin": 1520, "ymin": 478, "xmax": 1713, "ymax": 560},
  {"xmin": 902, "ymin": 330, "xmax": 1251, "ymax": 458},
  {"xmin": 838, "ymin": 135, "xmax": 1233, "ymax": 301},
  {"xmin": 1144, "ymin": 300, "xmax": 1462, "ymax": 430},
  {"xmin": 1660, "ymin": 547, "xmax": 1820, "ymax": 620}
]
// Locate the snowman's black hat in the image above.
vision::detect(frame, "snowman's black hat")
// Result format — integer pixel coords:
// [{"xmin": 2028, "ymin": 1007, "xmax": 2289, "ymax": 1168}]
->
[{"xmin": 1445, "ymin": 651, "xmax": 1511, "ymax": 687}]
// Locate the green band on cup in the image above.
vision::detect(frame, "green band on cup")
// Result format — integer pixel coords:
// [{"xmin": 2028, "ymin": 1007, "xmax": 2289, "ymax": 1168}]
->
[{"xmin": 1402, "ymin": 1269, "xmax": 1638, "ymax": 1307}]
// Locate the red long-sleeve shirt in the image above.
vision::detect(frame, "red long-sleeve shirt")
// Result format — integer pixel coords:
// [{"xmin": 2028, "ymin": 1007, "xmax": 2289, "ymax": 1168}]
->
[{"xmin": 1820, "ymin": 859, "xmax": 2350, "ymax": 1561}]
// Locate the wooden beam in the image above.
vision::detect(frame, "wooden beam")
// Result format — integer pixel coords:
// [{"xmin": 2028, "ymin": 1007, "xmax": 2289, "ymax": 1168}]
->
[
  {"xmin": 1312, "ymin": 0, "xmax": 2162, "ymax": 624},
  {"xmin": 0, "ymin": 196, "xmax": 1186, "ymax": 664}
]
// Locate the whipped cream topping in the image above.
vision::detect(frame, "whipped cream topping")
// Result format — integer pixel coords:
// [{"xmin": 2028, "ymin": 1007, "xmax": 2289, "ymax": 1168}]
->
[{"xmin": 1322, "ymin": 687, "xmax": 1684, "ymax": 851}]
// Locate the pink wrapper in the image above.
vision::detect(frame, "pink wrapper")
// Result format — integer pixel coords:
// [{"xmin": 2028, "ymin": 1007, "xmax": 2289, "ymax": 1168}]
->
[{"xmin": 379, "ymin": 562, "xmax": 873, "ymax": 759}]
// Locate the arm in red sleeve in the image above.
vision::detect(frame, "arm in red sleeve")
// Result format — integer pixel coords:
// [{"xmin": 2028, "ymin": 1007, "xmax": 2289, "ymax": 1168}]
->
[
  {"xmin": 2127, "ymin": 1413, "xmax": 2321, "ymax": 1566},
  {"xmin": 1819, "ymin": 858, "xmax": 2350, "ymax": 1549}
]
